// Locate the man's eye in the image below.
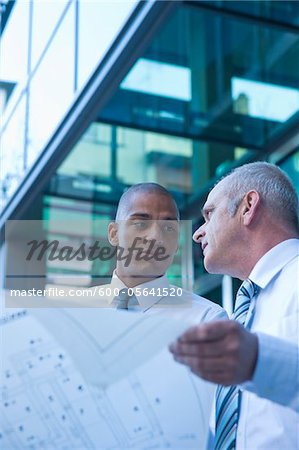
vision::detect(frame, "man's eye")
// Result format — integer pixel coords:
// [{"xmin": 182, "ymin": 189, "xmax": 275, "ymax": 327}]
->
[
  {"xmin": 133, "ymin": 221, "xmax": 147, "ymax": 229},
  {"xmin": 161, "ymin": 221, "xmax": 178, "ymax": 233},
  {"xmin": 206, "ymin": 210, "xmax": 213, "ymax": 220},
  {"xmin": 162, "ymin": 224, "xmax": 175, "ymax": 232}
]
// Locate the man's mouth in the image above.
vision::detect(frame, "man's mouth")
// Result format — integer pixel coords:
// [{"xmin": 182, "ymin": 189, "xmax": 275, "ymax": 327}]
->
[{"xmin": 202, "ymin": 243, "xmax": 208, "ymax": 254}]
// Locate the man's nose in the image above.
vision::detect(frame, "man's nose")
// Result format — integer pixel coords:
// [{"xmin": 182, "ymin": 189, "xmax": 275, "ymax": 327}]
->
[
  {"xmin": 192, "ymin": 225, "xmax": 205, "ymax": 243},
  {"xmin": 147, "ymin": 221, "xmax": 164, "ymax": 244}
]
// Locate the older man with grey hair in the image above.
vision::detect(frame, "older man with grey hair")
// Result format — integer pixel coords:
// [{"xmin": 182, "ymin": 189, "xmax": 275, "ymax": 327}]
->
[{"xmin": 170, "ymin": 162, "xmax": 299, "ymax": 449}]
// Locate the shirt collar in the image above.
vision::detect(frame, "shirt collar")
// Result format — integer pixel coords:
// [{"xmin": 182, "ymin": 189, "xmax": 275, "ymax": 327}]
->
[
  {"xmin": 249, "ymin": 238, "xmax": 299, "ymax": 289},
  {"xmin": 108, "ymin": 270, "xmax": 171, "ymax": 310}
]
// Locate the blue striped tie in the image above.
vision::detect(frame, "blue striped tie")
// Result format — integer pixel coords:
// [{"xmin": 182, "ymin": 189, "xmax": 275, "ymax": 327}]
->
[
  {"xmin": 115, "ymin": 288, "xmax": 131, "ymax": 309},
  {"xmin": 114, "ymin": 288, "xmax": 138, "ymax": 310},
  {"xmin": 214, "ymin": 279, "xmax": 260, "ymax": 450}
]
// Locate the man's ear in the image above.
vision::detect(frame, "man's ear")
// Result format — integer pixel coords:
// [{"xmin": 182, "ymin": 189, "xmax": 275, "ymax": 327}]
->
[
  {"xmin": 108, "ymin": 222, "xmax": 119, "ymax": 246},
  {"xmin": 241, "ymin": 190, "xmax": 261, "ymax": 226}
]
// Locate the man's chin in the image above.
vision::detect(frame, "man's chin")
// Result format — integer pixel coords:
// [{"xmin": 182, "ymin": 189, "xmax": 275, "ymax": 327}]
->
[
  {"xmin": 203, "ymin": 257, "xmax": 219, "ymax": 275},
  {"xmin": 204, "ymin": 265, "xmax": 224, "ymax": 276},
  {"xmin": 133, "ymin": 265, "xmax": 166, "ymax": 277}
]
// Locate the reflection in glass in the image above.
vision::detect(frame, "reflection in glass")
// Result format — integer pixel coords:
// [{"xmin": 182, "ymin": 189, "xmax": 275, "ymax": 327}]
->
[
  {"xmin": 101, "ymin": 4, "xmax": 299, "ymax": 149},
  {"xmin": 232, "ymin": 77, "xmax": 299, "ymax": 123},
  {"xmin": 0, "ymin": 95, "xmax": 26, "ymax": 210},
  {"xmin": 121, "ymin": 58, "xmax": 191, "ymax": 101},
  {"xmin": 58, "ymin": 123, "xmax": 112, "ymax": 180},
  {"xmin": 0, "ymin": 1, "xmax": 29, "ymax": 117},
  {"xmin": 279, "ymin": 150, "xmax": 299, "ymax": 195},
  {"xmin": 27, "ymin": 3, "xmax": 75, "ymax": 167},
  {"xmin": 52, "ymin": 120, "xmax": 253, "ymax": 208},
  {"xmin": 31, "ymin": 0, "xmax": 70, "ymax": 69},
  {"xmin": 55, "ymin": 122, "xmax": 194, "ymax": 196},
  {"xmin": 117, "ymin": 127, "xmax": 193, "ymax": 192},
  {"xmin": 77, "ymin": 0, "xmax": 137, "ymax": 90},
  {"xmin": 205, "ymin": 1, "xmax": 299, "ymax": 27},
  {"xmin": 43, "ymin": 197, "xmax": 114, "ymax": 288}
]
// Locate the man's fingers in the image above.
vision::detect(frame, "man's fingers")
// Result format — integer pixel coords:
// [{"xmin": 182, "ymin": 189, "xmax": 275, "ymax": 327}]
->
[
  {"xmin": 198, "ymin": 371, "xmax": 233, "ymax": 386},
  {"xmin": 177, "ymin": 320, "xmax": 232, "ymax": 343},
  {"xmin": 172, "ymin": 354, "xmax": 231, "ymax": 383},
  {"xmin": 171, "ymin": 354, "xmax": 236, "ymax": 385},
  {"xmin": 169, "ymin": 341, "xmax": 225, "ymax": 358},
  {"xmin": 172, "ymin": 354, "xmax": 227, "ymax": 373}
]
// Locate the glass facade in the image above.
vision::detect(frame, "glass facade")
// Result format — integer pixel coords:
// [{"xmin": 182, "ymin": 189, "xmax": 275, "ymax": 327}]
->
[
  {"xmin": 0, "ymin": 1, "xmax": 29, "ymax": 113},
  {"xmin": 1, "ymin": 0, "xmax": 299, "ymax": 302},
  {"xmin": 278, "ymin": 149, "xmax": 299, "ymax": 194},
  {"xmin": 101, "ymin": 4, "xmax": 299, "ymax": 148},
  {"xmin": 1, "ymin": 5, "xmax": 299, "ymax": 449},
  {"xmin": 51, "ymin": 121, "xmax": 255, "ymax": 206},
  {"xmin": 30, "ymin": 0, "xmax": 70, "ymax": 68},
  {"xmin": 27, "ymin": 1, "xmax": 76, "ymax": 166},
  {"xmin": 44, "ymin": 1, "xmax": 299, "ymax": 300},
  {"xmin": 77, "ymin": 0, "xmax": 136, "ymax": 90},
  {"xmin": 0, "ymin": 95, "xmax": 26, "ymax": 200},
  {"xmin": 204, "ymin": 1, "xmax": 299, "ymax": 27},
  {"xmin": 0, "ymin": 0, "xmax": 138, "ymax": 211}
]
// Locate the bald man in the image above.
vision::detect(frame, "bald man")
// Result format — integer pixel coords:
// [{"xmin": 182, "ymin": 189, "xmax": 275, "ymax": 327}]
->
[{"xmin": 95, "ymin": 182, "xmax": 227, "ymax": 317}]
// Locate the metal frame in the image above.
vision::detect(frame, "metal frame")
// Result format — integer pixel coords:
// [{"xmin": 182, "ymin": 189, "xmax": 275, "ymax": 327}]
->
[
  {"xmin": 0, "ymin": 0, "xmax": 179, "ymax": 237},
  {"xmin": 0, "ymin": 0, "xmax": 15, "ymax": 35},
  {"xmin": 97, "ymin": 109, "xmax": 265, "ymax": 152},
  {"xmin": 185, "ymin": 1, "xmax": 299, "ymax": 35}
]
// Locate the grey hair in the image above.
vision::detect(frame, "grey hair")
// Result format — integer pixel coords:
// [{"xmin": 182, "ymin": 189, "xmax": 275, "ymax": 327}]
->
[
  {"xmin": 115, "ymin": 183, "xmax": 180, "ymax": 221},
  {"xmin": 219, "ymin": 162, "xmax": 299, "ymax": 232}
]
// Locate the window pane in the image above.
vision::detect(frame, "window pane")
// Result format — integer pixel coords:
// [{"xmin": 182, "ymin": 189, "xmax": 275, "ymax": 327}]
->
[
  {"xmin": 279, "ymin": 150, "xmax": 299, "ymax": 195},
  {"xmin": 100, "ymin": 4, "xmax": 299, "ymax": 150},
  {"xmin": 0, "ymin": 95, "xmax": 26, "ymax": 210},
  {"xmin": 58, "ymin": 123, "xmax": 112, "ymax": 178},
  {"xmin": 117, "ymin": 128, "xmax": 193, "ymax": 192},
  {"xmin": 51, "ymin": 121, "xmax": 254, "ymax": 210},
  {"xmin": 31, "ymin": 0, "xmax": 70, "ymax": 69},
  {"xmin": 206, "ymin": 1, "xmax": 299, "ymax": 27},
  {"xmin": 77, "ymin": 0, "xmax": 137, "ymax": 90},
  {"xmin": 27, "ymin": 3, "xmax": 75, "ymax": 167},
  {"xmin": 0, "ymin": 2, "xmax": 29, "ymax": 115}
]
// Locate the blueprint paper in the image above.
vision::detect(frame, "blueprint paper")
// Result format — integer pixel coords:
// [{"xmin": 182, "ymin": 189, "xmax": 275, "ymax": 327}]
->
[
  {"xmin": 1, "ymin": 304, "xmax": 214, "ymax": 449},
  {"xmin": 31, "ymin": 305, "xmax": 207, "ymax": 387}
]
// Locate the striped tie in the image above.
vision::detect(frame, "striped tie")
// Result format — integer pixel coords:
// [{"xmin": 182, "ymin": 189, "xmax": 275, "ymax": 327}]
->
[
  {"xmin": 114, "ymin": 288, "xmax": 138, "ymax": 310},
  {"xmin": 115, "ymin": 288, "xmax": 131, "ymax": 310},
  {"xmin": 214, "ymin": 279, "xmax": 260, "ymax": 450}
]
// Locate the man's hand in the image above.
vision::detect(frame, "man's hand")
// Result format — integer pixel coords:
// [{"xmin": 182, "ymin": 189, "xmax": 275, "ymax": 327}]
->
[{"xmin": 169, "ymin": 320, "xmax": 258, "ymax": 385}]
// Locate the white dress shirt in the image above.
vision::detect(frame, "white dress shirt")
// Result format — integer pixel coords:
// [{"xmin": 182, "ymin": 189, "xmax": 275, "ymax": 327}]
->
[
  {"xmin": 96, "ymin": 271, "xmax": 227, "ymax": 320},
  {"xmin": 236, "ymin": 239, "xmax": 299, "ymax": 449}
]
